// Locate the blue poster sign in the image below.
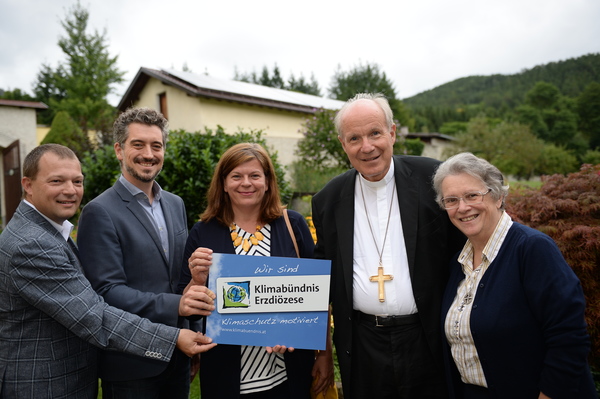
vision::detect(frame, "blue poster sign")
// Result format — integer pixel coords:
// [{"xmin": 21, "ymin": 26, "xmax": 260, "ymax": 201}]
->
[{"xmin": 205, "ymin": 253, "xmax": 331, "ymax": 350}]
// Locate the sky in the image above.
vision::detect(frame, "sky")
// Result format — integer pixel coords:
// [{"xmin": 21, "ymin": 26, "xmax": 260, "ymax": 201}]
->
[{"xmin": 1, "ymin": 0, "xmax": 599, "ymax": 106}]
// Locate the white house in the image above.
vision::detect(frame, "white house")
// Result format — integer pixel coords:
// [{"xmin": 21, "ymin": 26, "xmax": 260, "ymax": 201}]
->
[{"xmin": 0, "ymin": 99, "xmax": 48, "ymax": 226}]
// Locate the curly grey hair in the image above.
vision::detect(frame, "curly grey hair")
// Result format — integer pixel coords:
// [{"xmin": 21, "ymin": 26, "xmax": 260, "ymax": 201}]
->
[
  {"xmin": 432, "ymin": 152, "xmax": 509, "ymax": 210},
  {"xmin": 113, "ymin": 107, "xmax": 169, "ymax": 146}
]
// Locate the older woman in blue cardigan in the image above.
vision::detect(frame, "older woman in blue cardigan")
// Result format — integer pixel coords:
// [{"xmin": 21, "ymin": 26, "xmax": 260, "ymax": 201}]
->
[{"xmin": 432, "ymin": 152, "xmax": 596, "ymax": 399}]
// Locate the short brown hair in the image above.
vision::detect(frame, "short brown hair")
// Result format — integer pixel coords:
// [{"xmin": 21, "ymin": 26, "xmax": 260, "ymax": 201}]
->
[
  {"xmin": 23, "ymin": 144, "xmax": 78, "ymax": 180},
  {"xmin": 201, "ymin": 143, "xmax": 283, "ymax": 226}
]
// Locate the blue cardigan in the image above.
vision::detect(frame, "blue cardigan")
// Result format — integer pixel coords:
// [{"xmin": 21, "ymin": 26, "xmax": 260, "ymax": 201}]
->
[
  {"xmin": 441, "ymin": 222, "xmax": 597, "ymax": 399},
  {"xmin": 178, "ymin": 210, "xmax": 316, "ymax": 399}
]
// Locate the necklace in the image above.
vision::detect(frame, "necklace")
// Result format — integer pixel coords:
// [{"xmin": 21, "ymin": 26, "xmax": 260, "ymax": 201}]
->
[
  {"xmin": 230, "ymin": 223, "xmax": 264, "ymax": 252},
  {"xmin": 359, "ymin": 177, "xmax": 396, "ymax": 302}
]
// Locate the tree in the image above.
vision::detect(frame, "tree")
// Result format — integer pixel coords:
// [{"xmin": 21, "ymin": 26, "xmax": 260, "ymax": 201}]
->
[
  {"xmin": 328, "ymin": 62, "xmax": 413, "ymax": 130},
  {"xmin": 536, "ymin": 144, "xmax": 579, "ymax": 176},
  {"xmin": 33, "ymin": 64, "xmax": 68, "ymax": 125},
  {"xmin": 255, "ymin": 64, "xmax": 284, "ymax": 88},
  {"xmin": 287, "ymin": 73, "xmax": 321, "ymax": 96},
  {"xmin": 0, "ymin": 88, "xmax": 37, "ymax": 102},
  {"xmin": 295, "ymin": 108, "xmax": 350, "ymax": 172},
  {"xmin": 514, "ymin": 104, "xmax": 549, "ymax": 138},
  {"xmin": 505, "ymin": 164, "xmax": 600, "ymax": 369},
  {"xmin": 577, "ymin": 82, "xmax": 600, "ymax": 150},
  {"xmin": 525, "ymin": 81, "xmax": 561, "ymax": 109},
  {"xmin": 234, "ymin": 64, "xmax": 322, "ymax": 96},
  {"xmin": 518, "ymin": 82, "xmax": 578, "ymax": 148},
  {"xmin": 33, "ymin": 2, "xmax": 124, "ymax": 146},
  {"xmin": 439, "ymin": 121, "xmax": 468, "ymax": 135},
  {"xmin": 448, "ymin": 116, "xmax": 545, "ymax": 179},
  {"xmin": 42, "ymin": 111, "xmax": 92, "ymax": 159}
]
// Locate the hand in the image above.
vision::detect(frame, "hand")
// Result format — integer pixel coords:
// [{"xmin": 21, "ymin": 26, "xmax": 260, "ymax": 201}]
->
[
  {"xmin": 176, "ymin": 330, "xmax": 217, "ymax": 357},
  {"xmin": 179, "ymin": 285, "xmax": 216, "ymax": 317},
  {"xmin": 265, "ymin": 345, "xmax": 295, "ymax": 354},
  {"xmin": 188, "ymin": 247, "xmax": 213, "ymax": 286},
  {"xmin": 312, "ymin": 349, "xmax": 335, "ymax": 396},
  {"xmin": 539, "ymin": 392, "xmax": 551, "ymax": 399}
]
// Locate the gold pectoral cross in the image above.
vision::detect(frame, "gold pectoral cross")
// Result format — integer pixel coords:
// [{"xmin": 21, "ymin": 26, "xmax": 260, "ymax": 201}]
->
[{"xmin": 370, "ymin": 265, "xmax": 394, "ymax": 302}]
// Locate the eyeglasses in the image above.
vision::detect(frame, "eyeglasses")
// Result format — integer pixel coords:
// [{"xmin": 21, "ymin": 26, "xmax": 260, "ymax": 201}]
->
[{"xmin": 441, "ymin": 189, "xmax": 491, "ymax": 209}]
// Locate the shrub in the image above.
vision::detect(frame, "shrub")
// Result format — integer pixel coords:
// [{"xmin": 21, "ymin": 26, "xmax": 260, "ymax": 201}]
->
[
  {"xmin": 159, "ymin": 127, "xmax": 290, "ymax": 228},
  {"xmin": 81, "ymin": 144, "xmax": 120, "ymax": 206},
  {"xmin": 43, "ymin": 111, "xmax": 93, "ymax": 160},
  {"xmin": 290, "ymin": 162, "xmax": 347, "ymax": 193}
]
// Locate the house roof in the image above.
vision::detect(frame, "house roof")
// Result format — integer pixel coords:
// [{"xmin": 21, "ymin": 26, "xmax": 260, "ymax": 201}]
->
[
  {"xmin": 0, "ymin": 99, "xmax": 48, "ymax": 110},
  {"xmin": 118, "ymin": 67, "xmax": 345, "ymax": 113}
]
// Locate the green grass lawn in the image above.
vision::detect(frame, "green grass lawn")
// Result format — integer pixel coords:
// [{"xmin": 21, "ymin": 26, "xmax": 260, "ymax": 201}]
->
[
  {"xmin": 189, "ymin": 373, "xmax": 200, "ymax": 398},
  {"xmin": 97, "ymin": 375, "xmax": 201, "ymax": 398}
]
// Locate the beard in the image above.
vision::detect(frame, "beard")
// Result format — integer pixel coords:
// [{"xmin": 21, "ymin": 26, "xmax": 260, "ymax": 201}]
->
[{"xmin": 124, "ymin": 157, "xmax": 162, "ymax": 183}]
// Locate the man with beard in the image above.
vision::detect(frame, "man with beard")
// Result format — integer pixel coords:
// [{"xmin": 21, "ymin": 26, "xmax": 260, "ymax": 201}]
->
[{"xmin": 77, "ymin": 107, "xmax": 214, "ymax": 398}]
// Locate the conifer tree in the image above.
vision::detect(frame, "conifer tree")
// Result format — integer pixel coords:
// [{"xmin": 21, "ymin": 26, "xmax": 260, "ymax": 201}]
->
[{"xmin": 33, "ymin": 2, "xmax": 124, "ymax": 146}]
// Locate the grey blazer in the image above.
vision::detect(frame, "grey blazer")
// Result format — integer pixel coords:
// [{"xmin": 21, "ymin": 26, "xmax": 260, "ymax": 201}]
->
[
  {"xmin": 77, "ymin": 179, "xmax": 188, "ymax": 380},
  {"xmin": 0, "ymin": 202, "xmax": 179, "ymax": 399}
]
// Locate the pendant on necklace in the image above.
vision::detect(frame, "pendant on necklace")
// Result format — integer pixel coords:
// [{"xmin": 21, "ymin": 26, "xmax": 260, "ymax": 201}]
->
[
  {"xmin": 242, "ymin": 238, "xmax": 251, "ymax": 252},
  {"xmin": 231, "ymin": 223, "xmax": 264, "ymax": 251}
]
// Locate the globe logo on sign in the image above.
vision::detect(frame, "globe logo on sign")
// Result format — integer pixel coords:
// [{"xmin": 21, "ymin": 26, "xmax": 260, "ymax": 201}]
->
[
  {"xmin": 227, "ymin": 285, "xmax": 246, "ymax": 302},
  {"xmin": 223, "ymin": 281, "xmax": 250, "ymax": 308}
]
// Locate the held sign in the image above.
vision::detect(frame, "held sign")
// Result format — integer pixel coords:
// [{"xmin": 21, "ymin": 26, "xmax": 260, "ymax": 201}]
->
[{"xmin": 205, "ymin": 253, "xmax": 331, "ymax": 350}]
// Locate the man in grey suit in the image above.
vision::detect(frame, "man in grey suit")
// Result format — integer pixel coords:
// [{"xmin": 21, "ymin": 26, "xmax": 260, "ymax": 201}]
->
[
  {"xmin": 77, "ymin": 108, "xmax": 212, "ymax": 398},
  {"xmin": 0, "ymin": 144, "xmax": 216, "ymax": 399}
]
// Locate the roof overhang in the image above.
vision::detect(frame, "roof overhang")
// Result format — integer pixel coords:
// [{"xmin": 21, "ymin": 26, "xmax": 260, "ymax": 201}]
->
[
  {"xmin": 118, "ymin": 67, "xmax": 340, "ymax": 114},
  {"xmin": 0, "ymin": 99, "xmax": 48, "ymax": 110}
]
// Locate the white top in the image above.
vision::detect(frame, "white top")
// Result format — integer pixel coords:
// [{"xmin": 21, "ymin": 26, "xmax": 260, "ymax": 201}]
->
[{"xmin": 352, "ymin": 163, "xmax": 417, "ymax": 316}]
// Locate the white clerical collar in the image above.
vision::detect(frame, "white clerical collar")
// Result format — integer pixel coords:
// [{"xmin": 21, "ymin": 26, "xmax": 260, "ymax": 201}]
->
[
  {"xmin": 23, "ymin": 200, "xmax": 74, "ymax": 241},
  {"xmin": 358, "ymin": 161, "xmax": 395, "ymax": 189}
]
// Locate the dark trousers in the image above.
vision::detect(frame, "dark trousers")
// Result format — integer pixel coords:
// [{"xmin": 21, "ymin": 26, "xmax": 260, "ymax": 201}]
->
[
  {"xmin": 102, "ymin": 350, "xmax": 190, "ymax": 399},
  {"xmin": 243, "ymin": 380, "xmax": 291, "ymax": 399},
  {"xmin": 462, "ymin": 384, "xmax": 491, "ymax": 399},
  {"xmin": 350, "ymin": 314, "xmax": 446, "ymax": 399}
]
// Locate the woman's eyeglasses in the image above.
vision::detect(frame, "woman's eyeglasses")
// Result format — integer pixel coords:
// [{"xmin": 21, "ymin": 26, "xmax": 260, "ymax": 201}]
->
[{"xmin": 441, "ymin": 189, "xmax": 491, "ymax": 209}]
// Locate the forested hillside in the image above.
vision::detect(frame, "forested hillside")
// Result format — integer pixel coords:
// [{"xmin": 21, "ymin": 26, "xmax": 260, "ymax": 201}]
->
[{"xmin": 404, "ymin": 53, "xmax": 600, "ymax": 131}]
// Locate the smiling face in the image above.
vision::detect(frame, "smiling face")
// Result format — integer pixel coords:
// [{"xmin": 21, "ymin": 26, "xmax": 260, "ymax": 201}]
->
[
  {"xmin": 22, "ymin": 152, "xmax": 83, "ymax": 224},
  {"xmin": 224, "ymin": 159, "xmax": 268, "ymax": 214},
  {"xmin": 441, "ymin": 173, "xmax": 503, "ymax": 248},
  {"xmin": 115, "ymin": 123, "xmax": 164, "ymax": 187},
  {"xmin": 338, "ymin": 99, "xmax": 396, "ymax": 182}
]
